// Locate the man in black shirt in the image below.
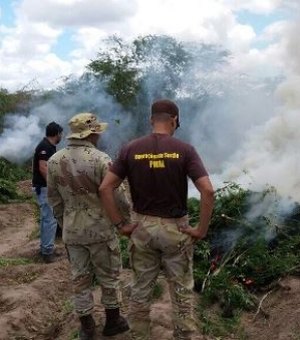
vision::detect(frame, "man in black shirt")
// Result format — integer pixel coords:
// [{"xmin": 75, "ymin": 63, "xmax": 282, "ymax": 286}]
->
[{"xmin": 32, "ymin": 122, "xmax": 63, "ymax": 263}]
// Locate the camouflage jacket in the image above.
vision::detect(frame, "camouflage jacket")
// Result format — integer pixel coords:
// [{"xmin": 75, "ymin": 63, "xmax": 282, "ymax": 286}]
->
[{"xmin": 47, "ymin": 139, "xmax": 130, "ymax": 245}]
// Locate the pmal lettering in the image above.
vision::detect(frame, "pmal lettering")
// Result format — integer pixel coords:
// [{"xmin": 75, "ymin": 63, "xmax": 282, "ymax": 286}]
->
[{"xmin": 149, "ymin": 160, "xmax": 165, "ymax": 168}]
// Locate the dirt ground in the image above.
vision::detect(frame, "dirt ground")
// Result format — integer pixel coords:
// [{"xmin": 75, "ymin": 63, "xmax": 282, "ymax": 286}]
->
[{"xmin": 0, "ymin": 181, "xmax": 300, "ymax": 340}]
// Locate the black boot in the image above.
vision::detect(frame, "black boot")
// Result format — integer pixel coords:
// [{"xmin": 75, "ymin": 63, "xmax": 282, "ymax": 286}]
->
[
  {"xmin": 102, "ymin": 308, "xmax": 129, "ymax": 336},
  {"xmin": 42, "ymin": 254, "xmax": 55, "ymax": 263},
  {"xmin": 79, "ymin": 314, "xmax": 95, "ymax": 340}
]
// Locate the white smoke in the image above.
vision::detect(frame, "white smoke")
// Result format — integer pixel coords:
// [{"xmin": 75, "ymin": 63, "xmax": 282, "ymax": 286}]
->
[
  {"xmin": 214, "ymin": 18, "xmax": 300, "ymax": 202},
  {"xmin": 0, "ymin": 114, "xmax": 42, "ymax": 163},
  {"xmin": 187, "ymin": 70, "xmax": 278, "ymax": 172},
  {"xmin": 0, "ymin": 77, "xmax": 133, "ymax": 163}
]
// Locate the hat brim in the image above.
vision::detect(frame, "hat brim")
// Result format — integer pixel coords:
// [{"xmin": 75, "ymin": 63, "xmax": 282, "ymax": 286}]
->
[{"xmin": 67, "ymin": 122, "xmax": 108, "ymax": 139}]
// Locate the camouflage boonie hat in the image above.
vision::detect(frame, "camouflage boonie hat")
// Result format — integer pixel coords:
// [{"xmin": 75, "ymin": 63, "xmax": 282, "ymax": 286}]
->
[{"xmin": 67, "ymin": 112, "xmax": 108, "ymax": 139}]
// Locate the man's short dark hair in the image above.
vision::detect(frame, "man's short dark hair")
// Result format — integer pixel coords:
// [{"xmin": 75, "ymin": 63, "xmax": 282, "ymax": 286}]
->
[
  {"xmin": 46, "ymin": 122, "xmax": 63, "ymax": 137},
  {"xmin": 151, "ymin": 99, "xmax": 179, "ymax": 117},
  {"xmin": 151, "ymin": 99, "xmax": 180, "ymax": 129}
]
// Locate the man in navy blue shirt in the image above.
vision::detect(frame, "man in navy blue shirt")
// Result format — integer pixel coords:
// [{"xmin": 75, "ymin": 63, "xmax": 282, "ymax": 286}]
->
[{"xmin": 32, "ymin": 121, "xmax": 63, "ymax": 263}]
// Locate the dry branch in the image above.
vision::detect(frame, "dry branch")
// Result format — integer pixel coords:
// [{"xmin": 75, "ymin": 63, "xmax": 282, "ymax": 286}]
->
[{"xmin": 252, "ymin": 291, "xmax": 272, "ymax": 321}]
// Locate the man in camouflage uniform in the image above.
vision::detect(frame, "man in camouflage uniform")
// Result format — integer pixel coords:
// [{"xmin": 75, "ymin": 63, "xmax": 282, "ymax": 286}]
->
[
  {"xmin": 99, "ymin": 99, "xmax": 215, "ymax": 340},
  {"xmin": 47, "ymin": 113, "xmax": 130, "ymax": 339}
]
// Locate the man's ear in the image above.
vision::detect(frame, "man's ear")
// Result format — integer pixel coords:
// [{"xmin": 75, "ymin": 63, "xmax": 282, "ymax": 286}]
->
[
  {"xmin": 170, "ymin": 116, "xmax": 177, "ymax": 129},
  {"xmin": 174, "ymin": 115, "xmax": 180, "ymax": 129}
]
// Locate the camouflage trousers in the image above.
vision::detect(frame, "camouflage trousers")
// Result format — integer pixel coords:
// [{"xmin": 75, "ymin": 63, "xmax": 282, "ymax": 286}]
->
[
  {"xmin": 66, "ymin": 238, "xmax": 122, "ymax": 316},
  {"xmin": 129, "ymin": 213, "xmax": 197, "ymax": 340}
]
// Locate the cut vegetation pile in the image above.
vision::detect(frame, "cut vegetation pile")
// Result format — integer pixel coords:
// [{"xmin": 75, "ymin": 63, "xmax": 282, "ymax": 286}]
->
[{"xmin": 188, "ymin": 182, "xmax": 300, "ymax": 337}]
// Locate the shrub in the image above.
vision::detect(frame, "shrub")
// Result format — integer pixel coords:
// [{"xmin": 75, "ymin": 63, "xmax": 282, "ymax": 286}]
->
[{"xmin": 0, "ymin": 178, "xmax": 18, "ymax": 203}]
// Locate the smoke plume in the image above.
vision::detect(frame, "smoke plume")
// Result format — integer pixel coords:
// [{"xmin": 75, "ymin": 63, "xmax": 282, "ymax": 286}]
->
[
  {"xmin": 0, "ymin": 77, "xmax": 133, "ymax": 163},
  {"xmin": 217, "ymin": 19, "xmax": 300, "ymax": 202}
]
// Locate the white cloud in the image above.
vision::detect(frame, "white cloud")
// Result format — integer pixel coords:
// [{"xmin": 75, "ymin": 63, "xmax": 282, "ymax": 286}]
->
[
  {"xmin": 0, "ymin": 0, "xmax": 294, "ymax": 91},
  {"xmin": 228, "ymin": 44, "xmax": 284, "ymax": 77},
  {"xmin": 127, "ymin": 0, "xmax": 258, "ymax": 57},
  {"xmin": 261, "ymin": 20, "xmax": 289, "ymax": 43},
  {"xmin": 226, "ymin": 0, "xmax": 283, "ymax": 14},
  {"xmin": 227, "ymin": 24, "xmax": 256, "ymax": 52},
  {"xmin": 0, "ymin": 53, "xmax": 72, "ymax": 90},
  {"xmin": 0, "ymin": 20, "xmax": 61, "ymax": 59},
  {"xmin": 70, "ymin": 27, "xmax": 107, "ymax": 60},
  {"xmin": 130, "ymin": 0, "xmax": 234, "ymax": 41},
  {"xmin": 17, "ymin": 0, "xmax": 138, "ymax": 27},
  {"xmin": 0, "ymin": 14, "xmax": 69, "ymax": 89}
]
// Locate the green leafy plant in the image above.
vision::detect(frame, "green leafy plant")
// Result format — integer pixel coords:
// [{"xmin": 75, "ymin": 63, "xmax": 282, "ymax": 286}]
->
[
  {"xmin": 0, "ymin": 178, "xmax": 18, "ymax": 203},
  {"xmin": 62, "ymin": 299, "xmax": 74, "ymax": 315},
  {"xmin": 0, "ymin": 158, "xmax": 31, "ymax": 203},
  {"xmin": 119, "ymin": 236, "xmax": 130, "ymax": 268},
  {"xmin": 153, "ymin": 282, "xmax": 164, "ymax": 300}
]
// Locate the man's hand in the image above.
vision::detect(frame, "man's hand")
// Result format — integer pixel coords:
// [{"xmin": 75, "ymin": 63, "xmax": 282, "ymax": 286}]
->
[
  {"xmin": 179, "ymin": 225, "xmax": 207, "ymax": 240},
  {"xmin": 119, "ymin": 223, "xmax": 138, "ymax": 237}
]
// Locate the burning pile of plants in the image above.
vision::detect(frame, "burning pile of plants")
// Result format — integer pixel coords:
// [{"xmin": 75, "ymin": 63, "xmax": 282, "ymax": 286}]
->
[{"xmin": 189, "ymin": 182, "xmax": 300, "ymax": 321}]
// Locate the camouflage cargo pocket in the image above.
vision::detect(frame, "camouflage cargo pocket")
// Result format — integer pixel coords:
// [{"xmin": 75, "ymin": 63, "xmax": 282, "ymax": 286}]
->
[{"xmin": 106, "ymin": 238, "xmax": 121, "ymax": 272}]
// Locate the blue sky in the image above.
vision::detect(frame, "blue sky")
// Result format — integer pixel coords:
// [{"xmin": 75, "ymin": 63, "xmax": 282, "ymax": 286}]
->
[
  {"xmin": 0, "ymin": 0, "xmax": 297, "ymax": 90},
  {"xmin": 0, "ymin": 0, "xmax": 15, "ymax": 27},
  {"xmin": 52, "ymin": 29, "xmax": 76, "ymax": 60},
  {"xmin": 237, "ymin": 10, "xmax": 284, "ymax": 34}
]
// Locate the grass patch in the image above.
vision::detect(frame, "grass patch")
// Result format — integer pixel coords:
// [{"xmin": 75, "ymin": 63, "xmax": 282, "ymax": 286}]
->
[
  {"xmin": 28, "ymin": 202, "xmax": 40, "ymax": 240},
  {"xmin": 63, "ymin": 299, "xmax": 74, "ymax": 315},
  {"xmin": 16, "ymin": 271, "xmax": 39, "ymax": 284},
  {"xmin": 29, "ymin": 225, "xmax": 40, "ymax": 240},
  {"xmin": 199, "ymin": 308, "xmax": 245, "ymax": 339},
  {"xmin": 32, "ymin": 200, "xmax": 40, "ymax": 224},
  {"xmin": 69, "ymin": 330, "xmax": 79, "ymax": 340},
  {"xmin": 0, "ymin": 257, "xmax": 34, "ymax": 267},
  {"xmin": 292, "ymin": 332, "xmax": 300, "ymax": 340},
  {"xmin": 120, "ymin": 236, "xmax": 130, "ymax": 268},
  {"xmin": 153, "ymin": 282, "xmax": 164, "ymax": 300}
]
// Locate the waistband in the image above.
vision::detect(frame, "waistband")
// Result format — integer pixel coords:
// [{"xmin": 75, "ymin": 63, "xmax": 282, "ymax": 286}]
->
[{"xmin": 132, "ymin": 212, "xmax": 189, "ymax": 227}]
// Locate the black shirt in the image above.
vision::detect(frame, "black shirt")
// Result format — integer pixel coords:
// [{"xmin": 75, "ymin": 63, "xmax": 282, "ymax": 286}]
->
[{"xmin": 32, "ymin": 138, "xmax": 56, "ymax": 187}]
